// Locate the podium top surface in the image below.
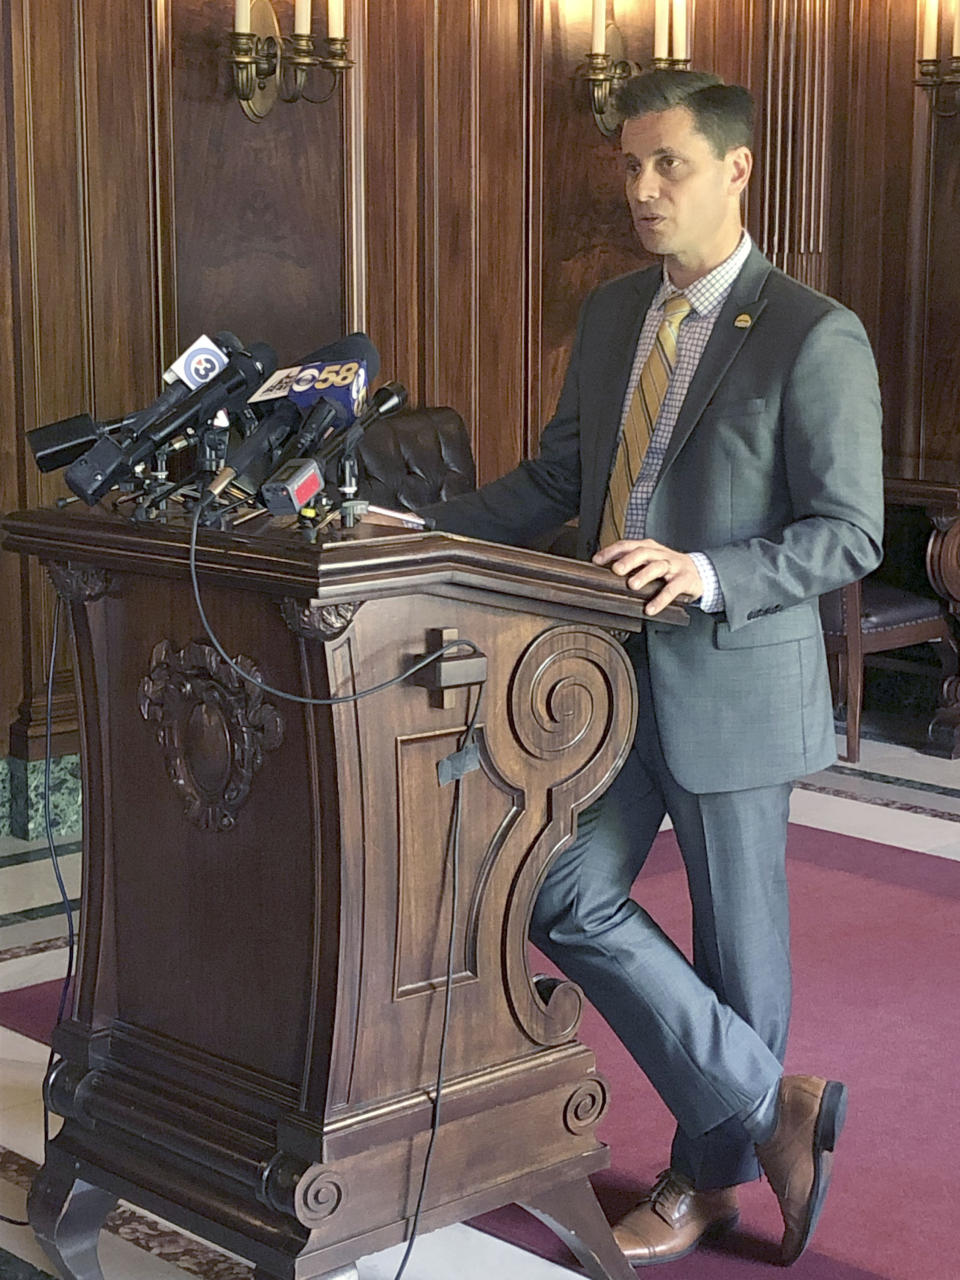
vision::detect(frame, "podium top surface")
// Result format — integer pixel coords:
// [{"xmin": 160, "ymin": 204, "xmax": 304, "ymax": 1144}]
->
[{"xmin": 1, "ymin": 503, "xmax": 689, "ymax": 630}]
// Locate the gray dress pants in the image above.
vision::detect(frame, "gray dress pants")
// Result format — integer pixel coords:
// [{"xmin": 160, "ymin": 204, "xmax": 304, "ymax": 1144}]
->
[{"xmin": 529, "ymin": 640, "xmax": 790, "ymax": 1190}]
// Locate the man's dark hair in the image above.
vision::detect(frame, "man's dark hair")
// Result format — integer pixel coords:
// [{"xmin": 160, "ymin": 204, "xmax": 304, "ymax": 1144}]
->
[{"xmin": 615, "ymin": 70, "xmax": 754, "ymax": 157}]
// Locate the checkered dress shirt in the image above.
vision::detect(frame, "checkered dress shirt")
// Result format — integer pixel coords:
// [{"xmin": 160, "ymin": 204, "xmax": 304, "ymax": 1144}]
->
[{"xmin": 620, "ymin": 231, "xmax": 753, "ymax": 612}]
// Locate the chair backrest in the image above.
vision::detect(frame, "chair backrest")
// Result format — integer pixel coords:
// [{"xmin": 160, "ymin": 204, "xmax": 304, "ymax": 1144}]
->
[{"xmin": 348, "ymin": 406, "xmax": 476, "ymax": 512}]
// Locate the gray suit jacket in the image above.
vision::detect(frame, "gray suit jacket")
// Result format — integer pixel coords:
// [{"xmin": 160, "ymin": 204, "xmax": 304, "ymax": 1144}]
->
[{"xmin": 424, "ymin": 247, "xmax": 884, "ymax": 793}]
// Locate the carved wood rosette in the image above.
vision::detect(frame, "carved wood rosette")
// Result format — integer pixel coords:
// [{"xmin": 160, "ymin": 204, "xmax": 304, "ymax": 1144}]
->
[{"xmin": 137, "ymin": 639, "xmax": 285, "ymax": 832}]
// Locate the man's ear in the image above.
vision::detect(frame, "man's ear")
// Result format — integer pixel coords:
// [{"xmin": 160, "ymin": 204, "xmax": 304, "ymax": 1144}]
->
[{"xmin": 728, "ymin": 146, "xmax": 753, "ymax": 196}]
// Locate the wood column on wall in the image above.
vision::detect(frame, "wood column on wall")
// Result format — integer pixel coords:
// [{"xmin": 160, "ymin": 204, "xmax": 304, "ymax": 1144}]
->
[
  {"xmin": 835, "ymin": 0, "xmax": 920, "ymax": 472},
  {"xmin": 360, "ymin": 0, "xmax": 530, "ymax": 484},
  {"xmin": 1, "ymin": 0, "xmax": 161, "ymax": 759}
]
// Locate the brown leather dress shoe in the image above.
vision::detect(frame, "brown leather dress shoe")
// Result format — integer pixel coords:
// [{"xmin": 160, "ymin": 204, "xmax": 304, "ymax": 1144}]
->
[
  {"xmin": 755, "ymin": 1074, "xmax": 848, "ymax": 1266},
  {"xmin": 613, "ymin": 1169, "xmax": 739, "ymax": 1266}
]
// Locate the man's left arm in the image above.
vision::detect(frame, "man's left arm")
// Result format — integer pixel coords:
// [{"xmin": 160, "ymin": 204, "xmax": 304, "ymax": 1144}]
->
[
  {"xmin": 704, "ymin": 305, "xmax": 884, "ymax": 631},
  {"xmin": 597, "ymin": 306, "xmax": 884, "ymax": 624}
]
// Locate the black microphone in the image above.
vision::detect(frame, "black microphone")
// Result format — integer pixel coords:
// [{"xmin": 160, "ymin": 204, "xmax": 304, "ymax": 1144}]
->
[
  {"xmin": 297, "ymin": 332, "xmax": 381, "ymax": 381},
  {"xmin": 128, "ymin": 332, "xmax": 242, "ymax": 436},
  {"xmin": 312, "ymin": 381, "xmax": 409, "ymax": 469},
  {"xmin": 292, "ymin": 399, "xmax": 345, "ymax": 454},
  {"xmin": 27, "ymin": 332, "xmax": 243, "ymax": 475},
  {"xmin": 27, "ymin": 413, "xmax": 136, "ymax": 474},
  {"xmin": 358, "ymin": 381, "xmax": 407, "ymax": 423},
  {"xmin": 201, "ymin": 397, "xmax": 302, "ymax": 506},
  {"xmin": 66, "ymin": 343, "xmax": 277, "ymax": 505}
]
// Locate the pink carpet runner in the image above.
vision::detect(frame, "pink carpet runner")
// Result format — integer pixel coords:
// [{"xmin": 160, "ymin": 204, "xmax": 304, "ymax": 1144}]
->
[{"xmin": 2, "ymin": 825, "xmax": 957, "ymax": 1279}]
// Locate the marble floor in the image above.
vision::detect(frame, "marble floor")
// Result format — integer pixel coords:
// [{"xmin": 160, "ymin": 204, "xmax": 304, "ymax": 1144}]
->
[{"xmin": 3, "ymin": 734, "xmax": 960, "ymax": 1279}]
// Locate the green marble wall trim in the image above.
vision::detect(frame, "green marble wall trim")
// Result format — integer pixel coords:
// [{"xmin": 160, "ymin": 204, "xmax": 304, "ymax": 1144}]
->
[{"xmin": 1, "ymin": 755, "xmax": 82, "ymax": 841}]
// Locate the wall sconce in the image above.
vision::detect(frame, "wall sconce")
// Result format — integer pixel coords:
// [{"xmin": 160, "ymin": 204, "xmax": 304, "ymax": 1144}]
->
[
  {"xmin": 580, "ymin": 1, "xmax": 690, "ymax": 137},
  {"xmin": 916, "ymin": 0, "xmax": 960, "ymax": 116},
  {"xmin": 229, "ymin": 0, "xmax": 352, "ymax": 122}
]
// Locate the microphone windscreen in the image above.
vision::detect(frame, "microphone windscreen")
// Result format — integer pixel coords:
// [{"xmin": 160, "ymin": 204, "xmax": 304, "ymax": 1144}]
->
[
  {"xmin": 28, "ymin": 414, "xmax": 100, "ymax": 472},
  {"xmin": 248, "ymin": 342, "xmax": 279, "ymax": 381},
  {"xmin": 298, "ymin": 332, "xmax": 380, "ymax": 382},
  {"xmin": 214, "ymin": 330, "xmax": 244, "ymax": 353}
]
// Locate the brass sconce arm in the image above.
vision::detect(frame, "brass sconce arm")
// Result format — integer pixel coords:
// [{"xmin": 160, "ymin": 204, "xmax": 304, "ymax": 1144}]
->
[
  {"xmin": 229, "ymin": 31, "xmax": 280, "ymax": 104},
  {"xmin": 227, "ymin": 0, "xmax": 352, "ymax": 120},
  {"xmin": 580, "ymin": 50, "xmax": 640, "ymax": 138},
  {"xmin": 577, "ymin": 13, "xmax": 690, "ymax": 139},
  {"xmin": 916, "ymin": 56, "xmax": 960, "ymax": 116}
]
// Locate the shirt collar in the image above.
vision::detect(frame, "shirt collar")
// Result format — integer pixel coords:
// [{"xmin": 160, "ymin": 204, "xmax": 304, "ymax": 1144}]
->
[{"xmin": 654, "ymin": 231, "xmax": 752, "ymax": 316}]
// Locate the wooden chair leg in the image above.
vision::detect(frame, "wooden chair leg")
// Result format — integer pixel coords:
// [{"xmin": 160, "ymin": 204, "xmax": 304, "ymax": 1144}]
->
[{"xmin": 844, "ymin": 645, "xmax": 863, "ymax": 764}]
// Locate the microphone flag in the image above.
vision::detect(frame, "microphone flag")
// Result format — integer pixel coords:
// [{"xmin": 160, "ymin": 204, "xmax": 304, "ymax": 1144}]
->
[
  {"xmin": 164, "ymin": 335, "xmax": 230, "ymax": 389},
  {"xmin": 250, "ymin": 357, "xmax": 368, "ymax": 424}
]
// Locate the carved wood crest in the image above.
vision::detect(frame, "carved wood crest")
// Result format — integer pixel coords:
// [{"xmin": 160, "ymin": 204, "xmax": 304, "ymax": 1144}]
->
[
  {"xmin": 138, "ymin": 640, "xmax": 285, "ymax": 832},
  {"xmin": 45, "ymin": 560, "xmax": 111, "ymax": 602},
  {"xmin": 280, "ymin": 597, "xmax": 359, "ymax": 641}
]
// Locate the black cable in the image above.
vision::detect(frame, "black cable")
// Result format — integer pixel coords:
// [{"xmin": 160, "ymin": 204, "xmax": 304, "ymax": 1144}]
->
[
  {"xmin": 0, "ymin": 598, "xmax": 75, "ymax": 1228},
  {"xmin": 0, "ymin": 507, "xmax": 485, "ymax": 1237},
  {"xmin": 188, "ymin": 501, "xmax": 481, "ymax": 706},
  {"xmin": 190, "ymin": 498, "xmax": 490, "ymax": 1271},
  {"xmin": 391, "ymin": 685, "xmax": 483, "ymax": 1280}
]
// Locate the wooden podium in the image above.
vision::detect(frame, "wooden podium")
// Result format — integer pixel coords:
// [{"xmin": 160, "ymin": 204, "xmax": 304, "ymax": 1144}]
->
[{"xmin": 1, "ymin": 505, "xmax": 687, "ymax": 1280}]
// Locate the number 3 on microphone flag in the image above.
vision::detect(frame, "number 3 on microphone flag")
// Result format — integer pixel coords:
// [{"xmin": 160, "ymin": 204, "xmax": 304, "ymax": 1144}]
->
[{"xmin": 167, "ymin": 335, "xmax": 229, "ymax": 389}]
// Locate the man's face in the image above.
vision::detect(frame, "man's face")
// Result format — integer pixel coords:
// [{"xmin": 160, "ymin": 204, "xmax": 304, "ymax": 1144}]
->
[{"xmin": 620, "ymin": 106, "xmax": 750, "ymax": 275}]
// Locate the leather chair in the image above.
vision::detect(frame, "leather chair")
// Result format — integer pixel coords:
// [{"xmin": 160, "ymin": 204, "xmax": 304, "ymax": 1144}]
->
[
  {"xmin": 819, "ymin": 578, "xmax": 959, "ymax": 763},
  {"xmin": 341, "ymin": 405, "xmax": 476, "ymax": 510}
]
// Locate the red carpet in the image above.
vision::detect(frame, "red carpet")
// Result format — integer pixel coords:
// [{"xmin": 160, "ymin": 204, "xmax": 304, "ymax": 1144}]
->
[
  {"xmin": 471, "ymin": 825, "xmax": 960, "ymax": 1280},
  {"xmin": 2, "ymin": 825, "xmax": 958, "ymax": 1279}
]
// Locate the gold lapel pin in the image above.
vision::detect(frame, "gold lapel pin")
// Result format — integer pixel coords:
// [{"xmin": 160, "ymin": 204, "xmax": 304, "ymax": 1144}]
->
[{"xmin": 734, "ymin": 313, "xmax": 752, "ymax": 329}]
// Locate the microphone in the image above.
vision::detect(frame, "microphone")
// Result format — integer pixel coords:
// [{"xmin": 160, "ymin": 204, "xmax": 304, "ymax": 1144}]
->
[
  {"xmin": 253, "ymin": 398, "xmax": 343, "ymax": 516},
  {"xmin": 257, "ymin": 381, "xmax": 408, "ymax": 518},
  {"xmin": 201, "ymin": 397, "xmax": 302, "ymax": 506},
  {"xmin": 66, "ymin": 342, "xmax": 277, "ymax": 505},
  {"xmin": 249, "ymin": 332, "xmax": 379, "ymax": 426},
  {"xmin": 28, "ymin": 332, "xmax": 237, "ymax": 475},
  {"xmin": 259, "ymin": 458, "xmax": 324, "ymax": 516},
  {"xmin": 312, "ymin": 380, "xmax": 408, "ymax": 470},
  {"xmin": 245, "ymin": 335, "xmax": 381, "ymax": 508},
  {"xmin": 27, "ymin": 412, "xmax": 136, "ymax": 474},
  {"xmin": 129, "ymin": 333, "xmax": 235, "ymax": 437}
]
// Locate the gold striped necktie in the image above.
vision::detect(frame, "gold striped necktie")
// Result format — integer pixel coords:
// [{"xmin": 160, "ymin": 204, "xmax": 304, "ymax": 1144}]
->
[{"xmin": 599, "ymin": 292, "xmax": 692, "ymax": 547}]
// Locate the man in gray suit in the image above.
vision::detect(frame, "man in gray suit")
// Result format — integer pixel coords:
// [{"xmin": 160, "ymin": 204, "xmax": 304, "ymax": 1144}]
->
[{"xmin": 422, "ymin": 70, "xmax": 883, "ymax": 1267}]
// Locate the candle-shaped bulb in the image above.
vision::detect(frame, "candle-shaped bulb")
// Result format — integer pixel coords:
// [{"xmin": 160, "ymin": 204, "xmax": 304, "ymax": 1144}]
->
[
  {"xmin": 328, "ymin": 0, "xmax": 345, "ymax": 41},
  {"xmin": 921, "ymin": 0, "xmax": 940, "ymax": 61},
  {"xmin": 655, "ymin": 0, "xmax": 670, "ymax": 60},
  {"xmin": 591, "ymin": 0, "xmax": 606, "ymax": 55},
  {"xmin": 295, "ymin": 0, "xmax": 312, "ymax": 36},
  {"xmin": 672, "ymin": 0, "xmax": 688, "ymax": 62}
]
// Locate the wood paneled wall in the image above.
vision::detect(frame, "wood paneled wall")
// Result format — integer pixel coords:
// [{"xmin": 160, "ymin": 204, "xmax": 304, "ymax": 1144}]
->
[
  {"xmin": 0, "ymin": 0, "xmax": 344, "ymax": 756},
  {"xmin": 354, "ymin": 0, "xmax": 934, "ymax": 482},
  {"xmin": 2, "ymin": 0, "xmax": 954, "ymax": 755}
]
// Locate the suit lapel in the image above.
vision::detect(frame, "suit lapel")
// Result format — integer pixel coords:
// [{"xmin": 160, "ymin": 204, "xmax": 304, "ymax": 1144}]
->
[{"xmin": 657, "ymin": 246, "xmax": 773, "ymax": 483}]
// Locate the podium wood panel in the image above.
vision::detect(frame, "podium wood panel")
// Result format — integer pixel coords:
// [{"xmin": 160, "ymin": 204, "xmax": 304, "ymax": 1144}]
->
[{"xmin": 2, "ymin": 505, "xmax": 686, "ymax": 1280}]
